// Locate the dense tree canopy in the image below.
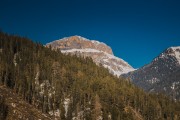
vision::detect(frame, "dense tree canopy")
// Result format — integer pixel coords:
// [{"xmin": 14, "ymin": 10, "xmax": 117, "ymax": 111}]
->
[{"xmin": 0, "ymin": 32, "xmax": 179, "ymax": 119}]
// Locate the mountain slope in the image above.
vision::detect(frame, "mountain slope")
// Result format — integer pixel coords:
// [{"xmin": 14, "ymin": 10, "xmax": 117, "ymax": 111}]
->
[
  {"xmin": 123, "ymin": 47, "xmax": 180, "ymax": 100},
  {"xmin": 46, "ymin": 36, "xmax": 134, "ymax": 76},
  {"xmin": 0, "ymin": 85, "xmax": 51, "ymax": 120},
  {"xmin": 0, "ymin": 32, "xmax": 180, "ymax": 119}
]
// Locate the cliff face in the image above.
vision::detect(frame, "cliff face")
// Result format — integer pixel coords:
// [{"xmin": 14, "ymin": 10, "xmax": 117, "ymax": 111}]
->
[
  {"xmin": 46, "ymin": 36, "xmax": 113, "ymax": 55},
  {"xmin": 46, "ymin": 36, "xmax": 134, "ymax": 76}
]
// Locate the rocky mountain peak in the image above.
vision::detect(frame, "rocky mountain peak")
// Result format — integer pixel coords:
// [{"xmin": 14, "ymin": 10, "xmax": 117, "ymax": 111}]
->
[
  {"xmin": 168, "ymin": 47, "xmax": 180, "ymax": 63},
  {"xmin": 123, "ymin": 46, "xmax": 180, "ymax": 100},
  {"xmin": 155, "ymin": 46, "xmax": 180, "ymax": 65},
  {"xmin": 164, "ymin": 46, "xmax": 180, "ymax": 56},
  {"xmin": 46, "ymin": 35, "xmax": 113, "ymax": 55},
  {"xmin": 46, "ymin": 36, "xmax": 134, "ymax": 76}
]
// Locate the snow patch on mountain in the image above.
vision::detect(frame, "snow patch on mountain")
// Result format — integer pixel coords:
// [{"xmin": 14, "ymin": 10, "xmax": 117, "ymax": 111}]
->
[
  {"xmin": 61, "ymin": 48, "xmax": 134, "ymax": 76},
  {"xmin": 64, "ymin": 98, "xmax": 70, "ymax": 118},
  {"xmin": 171, "ymin": 47, "xmax": 180, "ymax": 64},
  {"xmin": 61, "ymin": 48, "xmax": 101, "ymax": 53},
  {"xmin": 158, "ymin": 46, "xmax": 180, "ymax": 64}
]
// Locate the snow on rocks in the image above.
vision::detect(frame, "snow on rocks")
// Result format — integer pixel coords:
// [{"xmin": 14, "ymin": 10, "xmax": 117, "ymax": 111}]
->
[
  {"xmin": 64, "ymin": 98, "xmax": 70, "ymax": 118},
  {"xmin": 159, "ymin": 46, "xmax": 180, "ymax": 65},
  {"xmin": 61, "ymin": 48, "xmax": 134, "ymax": 76},
  {"xmin": 13, "ymin": 53, "xmax": 18, "ymax": 66},
  {"xmin": 171, "ymin": 47, "xmax": 180, "ymax": 64}
]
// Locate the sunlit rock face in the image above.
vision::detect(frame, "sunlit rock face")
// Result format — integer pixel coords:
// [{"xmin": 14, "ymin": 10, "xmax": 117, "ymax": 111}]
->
[{"xmin": 46, "ymin": 36, "xmax": 134, "ymax": 76}]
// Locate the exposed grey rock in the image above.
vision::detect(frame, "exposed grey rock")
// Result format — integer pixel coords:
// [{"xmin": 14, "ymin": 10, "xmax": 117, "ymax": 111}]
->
[{"xmin": 123, "ymin": 46, "xmax": 180, "ymax": 100}]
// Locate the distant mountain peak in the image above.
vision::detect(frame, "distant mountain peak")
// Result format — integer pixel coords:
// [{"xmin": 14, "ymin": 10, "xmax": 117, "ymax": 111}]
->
[
  {"xmin": 46, "ymin": 36, "xmax": 135, "ymax": 76},
  {"xmin": 157, "ymin": 46, "xmax": 180, "ymax": 64},
  {"xmin": 165, "ymin": 46, "xmax": 180, "ymax": 55},
  {"xmin": 123, "ymin": 46, "xmax": 180, "ymax": 100}
]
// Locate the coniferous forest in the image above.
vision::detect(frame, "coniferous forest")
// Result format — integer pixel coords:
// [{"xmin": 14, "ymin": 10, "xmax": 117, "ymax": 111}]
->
[{"xmin": 0, "ymin": 32, "xmax": 180, "ymax": 119}]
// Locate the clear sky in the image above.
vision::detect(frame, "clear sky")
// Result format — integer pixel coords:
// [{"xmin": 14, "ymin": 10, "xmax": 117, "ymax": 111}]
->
[{"xmin": 0, "ymin": 0, "xmax": 180, "ymax": 68}]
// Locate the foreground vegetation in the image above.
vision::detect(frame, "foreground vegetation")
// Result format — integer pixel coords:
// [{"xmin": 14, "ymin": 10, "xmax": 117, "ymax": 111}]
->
[{"xmin": 0, "ymin": 32, "xmax": 180, "ymax": 119}]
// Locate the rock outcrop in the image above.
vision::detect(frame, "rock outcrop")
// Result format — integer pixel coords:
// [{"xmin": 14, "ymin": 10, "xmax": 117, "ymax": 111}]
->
[{"xmin": 46, "ymin": 36, "xmax": 134, "ymax": 76}]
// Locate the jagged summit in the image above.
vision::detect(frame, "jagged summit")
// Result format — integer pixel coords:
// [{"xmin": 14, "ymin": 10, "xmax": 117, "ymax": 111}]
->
[
  {"xmin": 167, "ymin": 46, "xmax": 180, "ymax": 64},
  {"xmin": 154, "ymin": 46, "xmax": 180, "ymax": 65},
  {"xmin": 163, "ymin": 46, "xmax": 180, "ymax": 55},
  {"xmin": 46, "ymin": 36, "xmax": 135, "ymax": 76}
]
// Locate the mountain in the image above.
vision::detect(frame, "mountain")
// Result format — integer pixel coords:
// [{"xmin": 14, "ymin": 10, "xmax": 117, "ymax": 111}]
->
[
  {"xmin": 1, "ymin": 32, "xmax": 180, "ymax": 119},
  {"xmin": 46, "ymin": 36, "xmax": 134, "ymax": 76},
  {"xmin": 123, "ymin": 46, "xmax": 180, "ymax": 100}
]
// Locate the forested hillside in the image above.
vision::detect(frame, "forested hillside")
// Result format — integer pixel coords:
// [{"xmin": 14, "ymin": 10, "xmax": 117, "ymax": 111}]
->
[{"xmin": 0, "ymin": 32, "xmax": 180, "ymax": 120}]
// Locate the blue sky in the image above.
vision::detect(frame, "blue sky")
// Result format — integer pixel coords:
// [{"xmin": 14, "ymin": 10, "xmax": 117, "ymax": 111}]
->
[{"xmin": 0, "ymin": 0, "xmax": 180, "ymax": 68}]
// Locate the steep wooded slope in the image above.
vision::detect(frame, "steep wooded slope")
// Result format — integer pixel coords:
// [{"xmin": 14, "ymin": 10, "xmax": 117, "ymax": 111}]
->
[
  {"xmin": 0, "ymin": 32, "xmax": 180, "ymax": 119},
  {"xmin": 0, "ymin": 85, "xmax": 51, "ymax": 120}
]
